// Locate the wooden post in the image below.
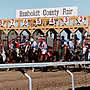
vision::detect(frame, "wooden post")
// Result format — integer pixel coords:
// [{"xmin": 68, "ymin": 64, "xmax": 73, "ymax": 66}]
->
[
  {"xmin": 18, "ymin": 34, "xmax": 20, "ymax": 43},
  {"xmin": 72, "ymin": 31, "xmax": 75, "ymax": 50},
  {"xmin": 44, "ymin": 33, "xmax": 47, "ymax": 41},
  {"xmin": 6, "ymin": 21, "xmax": 8, "ymax": 28},
  {"xmin": 0, "ymin": 30, "xmax": 1, "ymax": 53},
  {"xmin": 88, "ymin": 16, "xmax": 90, "ymax": 48},
  {"xmin": 18, "ymin": 20, "xmax": 20, "ymax": 27},
  {"xmin": 57, "ymin": 33, "xmax": 60, "ymax": 60},
  {"xmin": 5, "ymin": 34, "xmax": 8, "ymax": 49}
]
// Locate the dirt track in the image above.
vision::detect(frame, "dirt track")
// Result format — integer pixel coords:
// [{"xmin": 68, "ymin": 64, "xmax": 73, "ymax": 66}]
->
[{"xmin": 0, "ymin": 69, "xmax": 90, "ymax": 90}]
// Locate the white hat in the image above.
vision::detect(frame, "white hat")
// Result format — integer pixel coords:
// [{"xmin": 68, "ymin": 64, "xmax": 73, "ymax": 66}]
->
[
  {"xmin": 30, "ymin": 38, "xmax": 34, "ymax": 42},
  {"xmin": 64, "ymin": 42, "xmax": 68, "ymax": 46},
  {"xmin": 42, "ymin": 49, "xmax": 47, "ymax": 54},
  {"xmin": 26, "ymin": 40, "xmax": 28, "ymax": 42},
  {"xmin": 40, "ymin": 35, "xmax": 43, "ymax": 37}
]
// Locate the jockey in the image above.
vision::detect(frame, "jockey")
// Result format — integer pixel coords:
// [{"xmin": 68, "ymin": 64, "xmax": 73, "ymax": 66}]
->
[
  {"xmin": 16, "ymin": 41, "xmax": 19, "ymax": 48},
  {"xmin": 47, "ymin": 51, "xmax": 53, "ymax": 57},
  {"xmin": 25, "ymin": 40, "xmax": 30, "ymax": 53},
  {"xmin": 12, "ymin": 38, "xmax": 20, "ymax": 57},
  {"xmin": 38, "ymin": 35, "xmax": 48, "ymax": 54},
  {"xmin": 30, "ymin": 38, "xmax": 38, "ymax": 52},
  {"xmin": 9, "ymin": 40, "xmax": 14, "ymax": 49}
]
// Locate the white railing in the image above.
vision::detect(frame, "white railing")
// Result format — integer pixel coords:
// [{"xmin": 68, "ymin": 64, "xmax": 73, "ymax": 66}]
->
[{"xmin": 0, "ymin": 61, "xmax": 90, "ymax": 69}]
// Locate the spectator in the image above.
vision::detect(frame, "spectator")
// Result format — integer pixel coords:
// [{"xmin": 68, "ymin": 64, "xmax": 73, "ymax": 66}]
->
[
  {"xmin": 60, "ymin": 36, "xmax": 66, "ymax": 59},
  {"xmin": 21, "ymin": 36, "xmax": 26, "ymax": 43}
]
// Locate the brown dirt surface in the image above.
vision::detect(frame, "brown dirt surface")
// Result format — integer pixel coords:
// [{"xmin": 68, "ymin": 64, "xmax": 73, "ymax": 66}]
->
[{"xmin": 0, "ymin": 68, "xmax": 90, "ymax": 90}]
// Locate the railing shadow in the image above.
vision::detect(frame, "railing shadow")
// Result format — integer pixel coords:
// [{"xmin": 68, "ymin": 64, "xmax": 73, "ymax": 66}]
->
[{"xmin": 69, "ymin": 86, "xmax": 90, "ymax": 90}]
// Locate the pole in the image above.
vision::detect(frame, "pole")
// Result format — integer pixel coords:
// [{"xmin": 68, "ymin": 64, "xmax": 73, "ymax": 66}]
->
[
  {"xmin": 24, "ymin": 72, "xmax": 32, "ymax": 90},
  {"xmin": 20, "ymin": 70, "xmax": 32, "ymax": 90},
  {"xmin": 66, "ymin": 70, "xmax": 75, "ymax": 90},
  {"xmin": 0, "ymin": 30, "xmax": 1, "ymax": 53},
  {"xmin": 60, "ymin": 66, "xmax": 75, "ymax": 90}
]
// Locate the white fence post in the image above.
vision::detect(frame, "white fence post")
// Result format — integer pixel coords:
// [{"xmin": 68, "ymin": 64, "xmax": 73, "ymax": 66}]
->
[
  {"xmin": 24, "ymin": 73, "xmax": 32, "ymax": 90},
  {"xmin": 20, "ymin": 70, "xmax": 32, "ymax": 90},
  {"xmin": 66, "ymin": 70, "xmax": 75, "ymax": 90}
]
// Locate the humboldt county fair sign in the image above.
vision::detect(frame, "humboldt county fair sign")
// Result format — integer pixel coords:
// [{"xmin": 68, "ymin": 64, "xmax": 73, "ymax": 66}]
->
[{"xmin": 16, "ymin": 7, "xmax": 78, "ymax": 18}]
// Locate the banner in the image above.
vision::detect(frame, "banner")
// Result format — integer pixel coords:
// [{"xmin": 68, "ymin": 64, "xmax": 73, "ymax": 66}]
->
[{"xmin": 16, "ymin": 7, "xmax": 78, "ymax": 18}]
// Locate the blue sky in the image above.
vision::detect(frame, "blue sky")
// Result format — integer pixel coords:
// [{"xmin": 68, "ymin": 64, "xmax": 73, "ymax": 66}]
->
[{"xmin": 0, "ymin": 0, "xmax": 90, "ymax": 19}]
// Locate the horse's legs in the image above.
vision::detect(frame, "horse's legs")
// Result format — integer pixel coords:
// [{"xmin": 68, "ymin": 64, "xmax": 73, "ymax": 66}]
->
[{"xmin": 32, "ymin": 60, "xmax": 35, "ymax": 72}]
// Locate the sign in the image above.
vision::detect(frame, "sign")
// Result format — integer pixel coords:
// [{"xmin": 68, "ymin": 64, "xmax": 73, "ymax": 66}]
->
[
  {"xmin": 47, "ymin": 37, "xmax": 53, "ymax": 47},
  {"xmin": 49, "ymin": 17, "xmax": 55, "ymax": 24},
  {"xmin": 23, "ymin": 19, "xmax": 28, "ymax": 26},
  {"xmin": 0, "ymin": 20, "xmax": 3, "ymax": 26},
  {"xmin": 63, "ymin": 17, "xmax": 69, "ymax": 23},
  {"xmin": 16, "ymin": 7, "xmax": 78, "ymax": 18},
  {"xmin": 78, "ymin": 16, "xmax": 88, "ymax": 25},
  {"xmin": 78, "ymin": 16, "xmax": 84, "ymax": 22},
  {"xmin": 10, "ymin": 19, "xmax": 15, "ymax": 26},
  {"xmin": 36, "ymin": 18, "xmax": 41, "ymax": 24}
]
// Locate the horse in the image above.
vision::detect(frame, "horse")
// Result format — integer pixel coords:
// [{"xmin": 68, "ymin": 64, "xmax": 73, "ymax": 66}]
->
[
  {"xmin": 38, "ymin": 48, "xmax": 45, "ymax": 62},
  {"xmin": 0, "ymin": 53, "xmax": 3, "ymax": 64}
]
